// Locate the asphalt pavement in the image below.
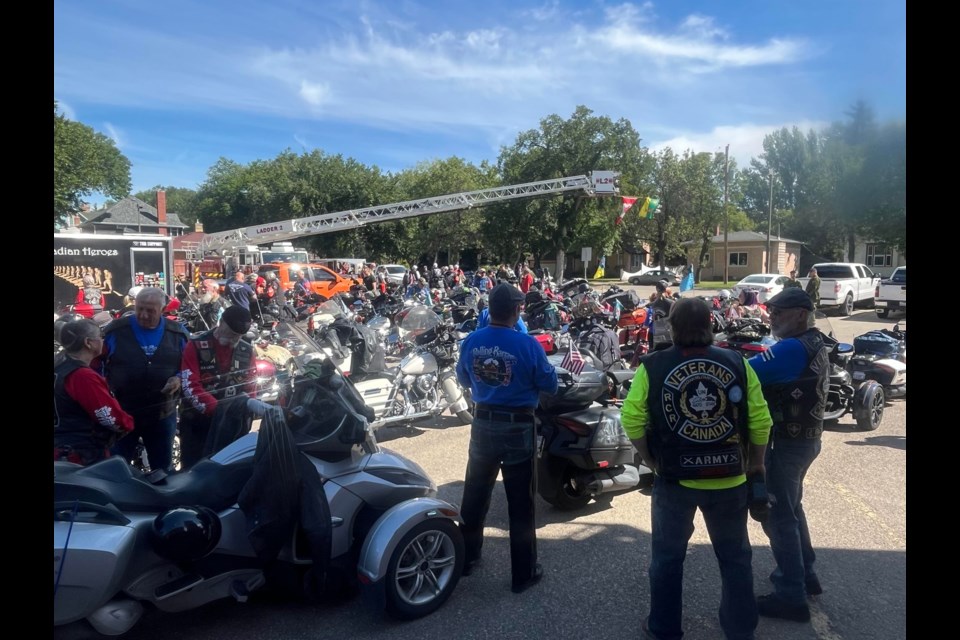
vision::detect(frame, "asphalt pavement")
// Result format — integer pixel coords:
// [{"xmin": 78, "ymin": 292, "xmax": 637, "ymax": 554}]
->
[{"xmin": 54, "ymin": 296, "xmax": 906, "ymax": 640}]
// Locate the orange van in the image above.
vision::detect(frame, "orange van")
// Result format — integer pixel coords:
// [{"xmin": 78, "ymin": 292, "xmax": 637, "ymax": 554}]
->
[{"xmin": 258, "ymin": 263, "xmax": 360, "ymax": 300}]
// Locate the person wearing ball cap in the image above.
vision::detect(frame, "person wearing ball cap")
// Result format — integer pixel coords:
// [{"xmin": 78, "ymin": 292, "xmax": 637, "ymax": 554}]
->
[
  {"xmin": 621, "ymin": 297, "xmax": 772, "ymax": 640},
  {"xmin": 178, "ymin": 304, "xmax": 258, "ymax": 468},
  {"xmin": 747, "ymin": 287, "xmax": 827, "ymax": 622},
  {"xmin": 455, "ymin": 282, "xmax": 558, "ymax": 595}
]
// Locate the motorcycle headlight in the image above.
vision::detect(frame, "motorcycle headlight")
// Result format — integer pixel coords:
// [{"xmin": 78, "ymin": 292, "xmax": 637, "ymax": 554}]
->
[{"xmin": 594, "ymin": 414, "xmax": 628, "ymax": 447}]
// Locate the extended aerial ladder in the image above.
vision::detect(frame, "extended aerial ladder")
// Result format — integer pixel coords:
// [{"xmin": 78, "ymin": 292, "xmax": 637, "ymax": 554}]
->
[{"xmin": 199, "ymin": 171, "xmax": 620, "ymax": 255}]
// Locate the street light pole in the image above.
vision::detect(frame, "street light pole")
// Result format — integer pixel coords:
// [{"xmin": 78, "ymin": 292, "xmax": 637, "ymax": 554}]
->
[
  {"xmin": 766, "ymin": 169, "xmax": 774, "ymax": 273},
  {"xmin": 723, "ymin": 144, "xmax": 729, "ymax": 284}
]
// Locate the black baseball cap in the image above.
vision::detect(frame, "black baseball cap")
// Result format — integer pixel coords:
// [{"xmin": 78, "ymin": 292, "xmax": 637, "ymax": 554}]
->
[
  {"xmin": 487, "ymin": 283, "xmax": 524, "ymax": 315},
  {"xmin": 221, "ymin": 305, "xmax": 253, "ymax": 334},
  {"xmin": 765, "ymin": 288, "xmax": 815, "ymax": 311}
]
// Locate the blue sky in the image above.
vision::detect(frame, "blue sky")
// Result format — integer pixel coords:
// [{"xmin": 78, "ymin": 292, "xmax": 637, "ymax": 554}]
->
[{"xmin": 54, "ymin": 0, "xmax": 906, "ymax": 200}]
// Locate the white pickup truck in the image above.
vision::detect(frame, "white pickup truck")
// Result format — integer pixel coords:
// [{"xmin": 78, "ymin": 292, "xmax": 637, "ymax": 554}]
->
[
  {"xmin": 875, "ymin": 266, "xmax": 906, "ymax": 318},
  {"xmin": 800, "ymin": 262, "xmax": 881, "ymax": 316}
]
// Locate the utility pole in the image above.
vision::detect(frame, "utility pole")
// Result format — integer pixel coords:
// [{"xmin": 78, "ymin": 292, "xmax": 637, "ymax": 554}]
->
[
  {"xmin": 723, "ymin": 144, "xmax": 729, "ymax": 284},
  {"xmin": 766, "ymin": 169, "xmax": 774, "ymax": 273}
]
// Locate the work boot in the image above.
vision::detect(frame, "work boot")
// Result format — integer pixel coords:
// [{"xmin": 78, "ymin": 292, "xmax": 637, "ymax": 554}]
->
[{"xmin": 757, "ymin": 594, "xmax": 811, "ymax": 622}]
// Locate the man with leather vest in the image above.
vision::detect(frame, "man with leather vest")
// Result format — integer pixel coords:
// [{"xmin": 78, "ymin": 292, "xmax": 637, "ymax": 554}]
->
[
  {"xmin": 96, "ymin": 288, "xmax": 187, "ymax": 473},
  {"xmin": 179, "ymin": 305, "xmax": 257, "ymax": 468},
  {"xmin": 747, "ymin": 288, "xmax": 829, "ymax": 623},
  {"xmin": 622, "ymin": 297, "xmax": 772, "ymax": 640}
]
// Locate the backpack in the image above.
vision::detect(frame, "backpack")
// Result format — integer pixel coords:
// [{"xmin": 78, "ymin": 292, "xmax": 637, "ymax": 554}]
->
[{"xmin": 577, "ymin": 324, "xmax": 620, "ymax": 370}]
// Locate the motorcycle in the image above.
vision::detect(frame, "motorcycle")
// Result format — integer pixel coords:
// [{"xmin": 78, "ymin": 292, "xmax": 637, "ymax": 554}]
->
[
  {"xmin": 715, "ymin": 314, "xmax": 886, "ymax": 431},
  {"xmin": 848, "ymin": 322, "xmax": 906, "ymax": 399},
  {"xmin": 311, "ymin": 306, "xmax": 473, "ymax": 430},
  {"xmin": 536, "ymin": 355, "xmax": 653, "ymax": 511},
  {"xmin": 54, "ymin": 358, "xmax": 465, "ymax": 636}
]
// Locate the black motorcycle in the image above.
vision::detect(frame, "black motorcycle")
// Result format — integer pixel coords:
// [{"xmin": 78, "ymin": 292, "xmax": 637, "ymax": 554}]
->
[{"xmin": 536, "ymin": 356, "xmax": 653, "ymax": 511}]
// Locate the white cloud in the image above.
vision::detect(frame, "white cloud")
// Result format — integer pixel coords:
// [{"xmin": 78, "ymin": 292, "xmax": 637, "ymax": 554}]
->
[
  {"xmin": 55, "ymin": 98, "xmax": 76, "ymax": 121},
  {"xmin": 103, "ymin": 122, "xmax": 125, "ymax": 149},
  {"xmin": 299, "ymin": 80, "xmax": 332, "ymax": 107},
  {"xmin": 649, "ymin": 120, "xmax": 829, "ymax": 167},
  {"xmin": 293, "ymin": 134, "xmax": 311, "ymax": 151}
]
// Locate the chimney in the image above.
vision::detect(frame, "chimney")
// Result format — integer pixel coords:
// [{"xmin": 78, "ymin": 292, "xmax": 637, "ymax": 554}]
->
[
  {"xmin": 157, "ymin": 190, "xmax": 167, "ymax": 236},
  {"xmin": 194, "ymin": 221, "xmax": 204, "ymax": 233}
]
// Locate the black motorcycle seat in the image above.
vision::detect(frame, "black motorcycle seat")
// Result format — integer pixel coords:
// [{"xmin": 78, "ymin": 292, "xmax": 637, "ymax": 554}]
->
[{"xmin": 53, "ymin": 456, "xmax": 255, "ymax": 513}]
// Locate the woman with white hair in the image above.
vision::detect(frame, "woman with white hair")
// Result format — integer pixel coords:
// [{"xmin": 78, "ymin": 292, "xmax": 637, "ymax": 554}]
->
[{"xmin": 54, "ymin": 318, "xmax": 134, "ymax": 465}]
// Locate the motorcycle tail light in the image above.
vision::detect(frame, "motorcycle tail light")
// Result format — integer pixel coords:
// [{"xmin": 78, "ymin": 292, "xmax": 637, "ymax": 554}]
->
[
  {"xmin": 255, "ymin": 360, "xmax": 277, "ymax": 378},
  {"xmin": 716, "ymin": 340, "xmax": 730, "ymax": 348},
  {"xmin": 739, "ymin": 343, "xmax": 768, "ymax": 352}
]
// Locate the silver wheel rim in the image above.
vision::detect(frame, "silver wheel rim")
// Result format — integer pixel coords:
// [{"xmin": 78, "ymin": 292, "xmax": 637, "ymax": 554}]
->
[
  {"xmin": 870, "ymin": 390, "xmax": 884, "ymax": 426},
  {"xmin": 394, "ymin": 528, "xmax": 457, "ymax": 606}
]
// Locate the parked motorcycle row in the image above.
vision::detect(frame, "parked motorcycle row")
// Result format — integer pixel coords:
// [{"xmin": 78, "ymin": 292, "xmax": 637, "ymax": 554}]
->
[{"xmin": 53, "ymin": 275, "xmax": 904, "ymax": 636}]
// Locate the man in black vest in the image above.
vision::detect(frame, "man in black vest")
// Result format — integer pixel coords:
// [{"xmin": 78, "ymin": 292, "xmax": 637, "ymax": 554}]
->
[
  {"xmin": 747, "ymin": 288, "xmax": 829, "ymax": 623},
  {"xmin": 97, "ymin": 287, "xmax": 187, "ymax": 473},
  {"xmin": 622, "ymin": 297, "xmax": 772, "ymax": 640},
  {"xmin": 179, "ymin": 305, "xmax": 258, "ymax": 467}
]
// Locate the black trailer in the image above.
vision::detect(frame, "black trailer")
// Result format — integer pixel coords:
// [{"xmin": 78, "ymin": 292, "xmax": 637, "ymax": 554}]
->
[{"xmin": 53, "ymin": 233, "xmax": 174, "ymax": 313}]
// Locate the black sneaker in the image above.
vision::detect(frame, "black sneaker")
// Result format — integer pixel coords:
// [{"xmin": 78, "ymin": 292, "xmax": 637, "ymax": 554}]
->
[
  {"xmin": 461, "ymin": 558, "xmax": 482, "ymax": 577},
  {"xmin": 511, "ymin": 564, "xmax": 543, "ymax": 594},
  {"xmin": 805, "ymin": 574, "xmax": 823, "ymax": 596},
  {"xmin": 757, "ymin": 594, "xmax": 810, "ymax": 622}
]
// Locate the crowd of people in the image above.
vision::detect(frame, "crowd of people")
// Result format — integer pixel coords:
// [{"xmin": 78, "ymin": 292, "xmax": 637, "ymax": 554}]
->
[
  {"xmin": 54, "ymin": 286, "xmax": 261, "ymax": 475},
  {"xmin": 55, "ymin": 261, "xmax": 832, "ymax": 637}
]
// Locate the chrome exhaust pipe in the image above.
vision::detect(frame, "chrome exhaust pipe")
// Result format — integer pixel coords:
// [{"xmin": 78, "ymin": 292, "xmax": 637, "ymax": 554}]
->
[{"xmin": 583, "ymin": 465, "xmax": 641, "ymax": 495}]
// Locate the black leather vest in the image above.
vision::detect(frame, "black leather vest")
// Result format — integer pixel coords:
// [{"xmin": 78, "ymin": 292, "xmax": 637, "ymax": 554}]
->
[
  {"xmin": 644, "ymin": 345, "xmax": 749, "ymax": 481},
  {"xmin": 188, "ymin": 330, "xmax": 255, "ymax": 402},
  {"xmin": 103, "ymin": 317, "xmax": 187, "ymax": 418},
  {"xmin": 762, "ymin": 329, "xmax": 830, "ymax": 442},
  {"xmin": 54, "ymin": 356, "xmax": 99, "ymax": 447}
]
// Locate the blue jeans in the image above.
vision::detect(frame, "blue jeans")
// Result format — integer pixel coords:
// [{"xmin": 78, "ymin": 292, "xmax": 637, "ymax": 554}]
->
[
  {"xmin": 459, "ymin": 417, "xmax": 537, "ymax": 586},
  {"xmin": 761, "ymin": 438, "xmax": 821, "ymax": 604},
  {"xmin": 114, "ymin": 412, "xmax": 178, "ymax": 472},
  {"xmin": 648, "ymin": 477, "xmax": 757, "ymax": 640}
]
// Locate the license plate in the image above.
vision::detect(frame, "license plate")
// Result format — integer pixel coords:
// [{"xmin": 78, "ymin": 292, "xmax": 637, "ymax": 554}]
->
[{"xmin": 853, "ymin": 371, "xmax": 866, "ymax": 380}]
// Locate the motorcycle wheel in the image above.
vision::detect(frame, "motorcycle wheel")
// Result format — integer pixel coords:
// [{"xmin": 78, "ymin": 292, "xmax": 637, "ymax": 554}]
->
[
  {"xmin": 383, "ymin": 519, "xmax": 463, "ymax": 620},
  {"xmin": 853, "ymin": 382, "xmax": 885, "ymax": 431},
  {"xmin": 542, "ymin": 463, "xmax": 592, "ymax": 510}
]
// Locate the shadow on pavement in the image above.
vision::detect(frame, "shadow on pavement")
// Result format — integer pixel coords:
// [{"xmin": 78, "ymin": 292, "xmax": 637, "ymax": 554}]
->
[{"xmin": 845, "ymin": 435, "xmax": 906, "ymax": 451}]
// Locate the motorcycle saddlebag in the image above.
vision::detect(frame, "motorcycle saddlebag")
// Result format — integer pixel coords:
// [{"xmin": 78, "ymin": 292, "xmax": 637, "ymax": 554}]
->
[
  {"xmin": 854, "ymin": 331, "xmax": 899, "ymax": 357},
  {"xmin": 540, "ymin": 354, "xmax": 606, "ymax": 411},
  {"xmin": 54, "ymin": 507, "xmax": 137, "ymax": 625}
]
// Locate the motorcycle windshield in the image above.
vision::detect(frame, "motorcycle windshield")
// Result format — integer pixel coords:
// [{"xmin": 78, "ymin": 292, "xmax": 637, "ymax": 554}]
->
[
  {"xmin": 273, "ymin": 319, "xmax": 325, "ymax": 362},
  {"xmin": 814, "ymin": 311, "xmax": 837, "ymax": 340},
  {"xmin": 314, "ymin": 299, "xmax": 345, "ymax": 319},
  {"xmin": 399, "ymin": 305, "xmax": 441, "ymax": 337}
]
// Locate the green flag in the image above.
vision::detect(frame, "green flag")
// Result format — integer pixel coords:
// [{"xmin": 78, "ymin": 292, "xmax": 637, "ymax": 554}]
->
[{"xmin": 646, "ymin": 198, "xmax": 660, "ymax": 219}]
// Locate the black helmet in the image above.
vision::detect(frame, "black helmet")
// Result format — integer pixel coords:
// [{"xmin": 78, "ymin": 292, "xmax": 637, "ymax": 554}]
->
[
  {"xmin": 655, "ymin": 280, "xmax": 669, "ymax": 293},
  {"xmin": 151, "ymin": 506, "xmax": 222, "ymax": 562},
  {"xmin": 578, "ymin": 283, "xmax": 590, "ymax": 294}
]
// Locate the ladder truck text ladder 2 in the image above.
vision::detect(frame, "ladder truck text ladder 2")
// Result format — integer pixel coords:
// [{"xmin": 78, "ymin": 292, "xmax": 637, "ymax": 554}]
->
[{"xmin": 198, "ymin": 171, "xmax": 621, "ymax": 257}]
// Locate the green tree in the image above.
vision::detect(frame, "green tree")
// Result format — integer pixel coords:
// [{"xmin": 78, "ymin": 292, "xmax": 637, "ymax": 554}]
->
[
  {"xmin": 494, "ymin": 105, "xmax": 646, "ymax": 280},
  {"xmin": 134, "ymin": 186, "xmax": 200, "ymax": 226},
  {"xmin": 54, "ymin": 101, "xmax": 131, "ymax": 225},
  {"xmin": 619, "ymin": 148, "xmax": 695, "ymax": 271}
]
